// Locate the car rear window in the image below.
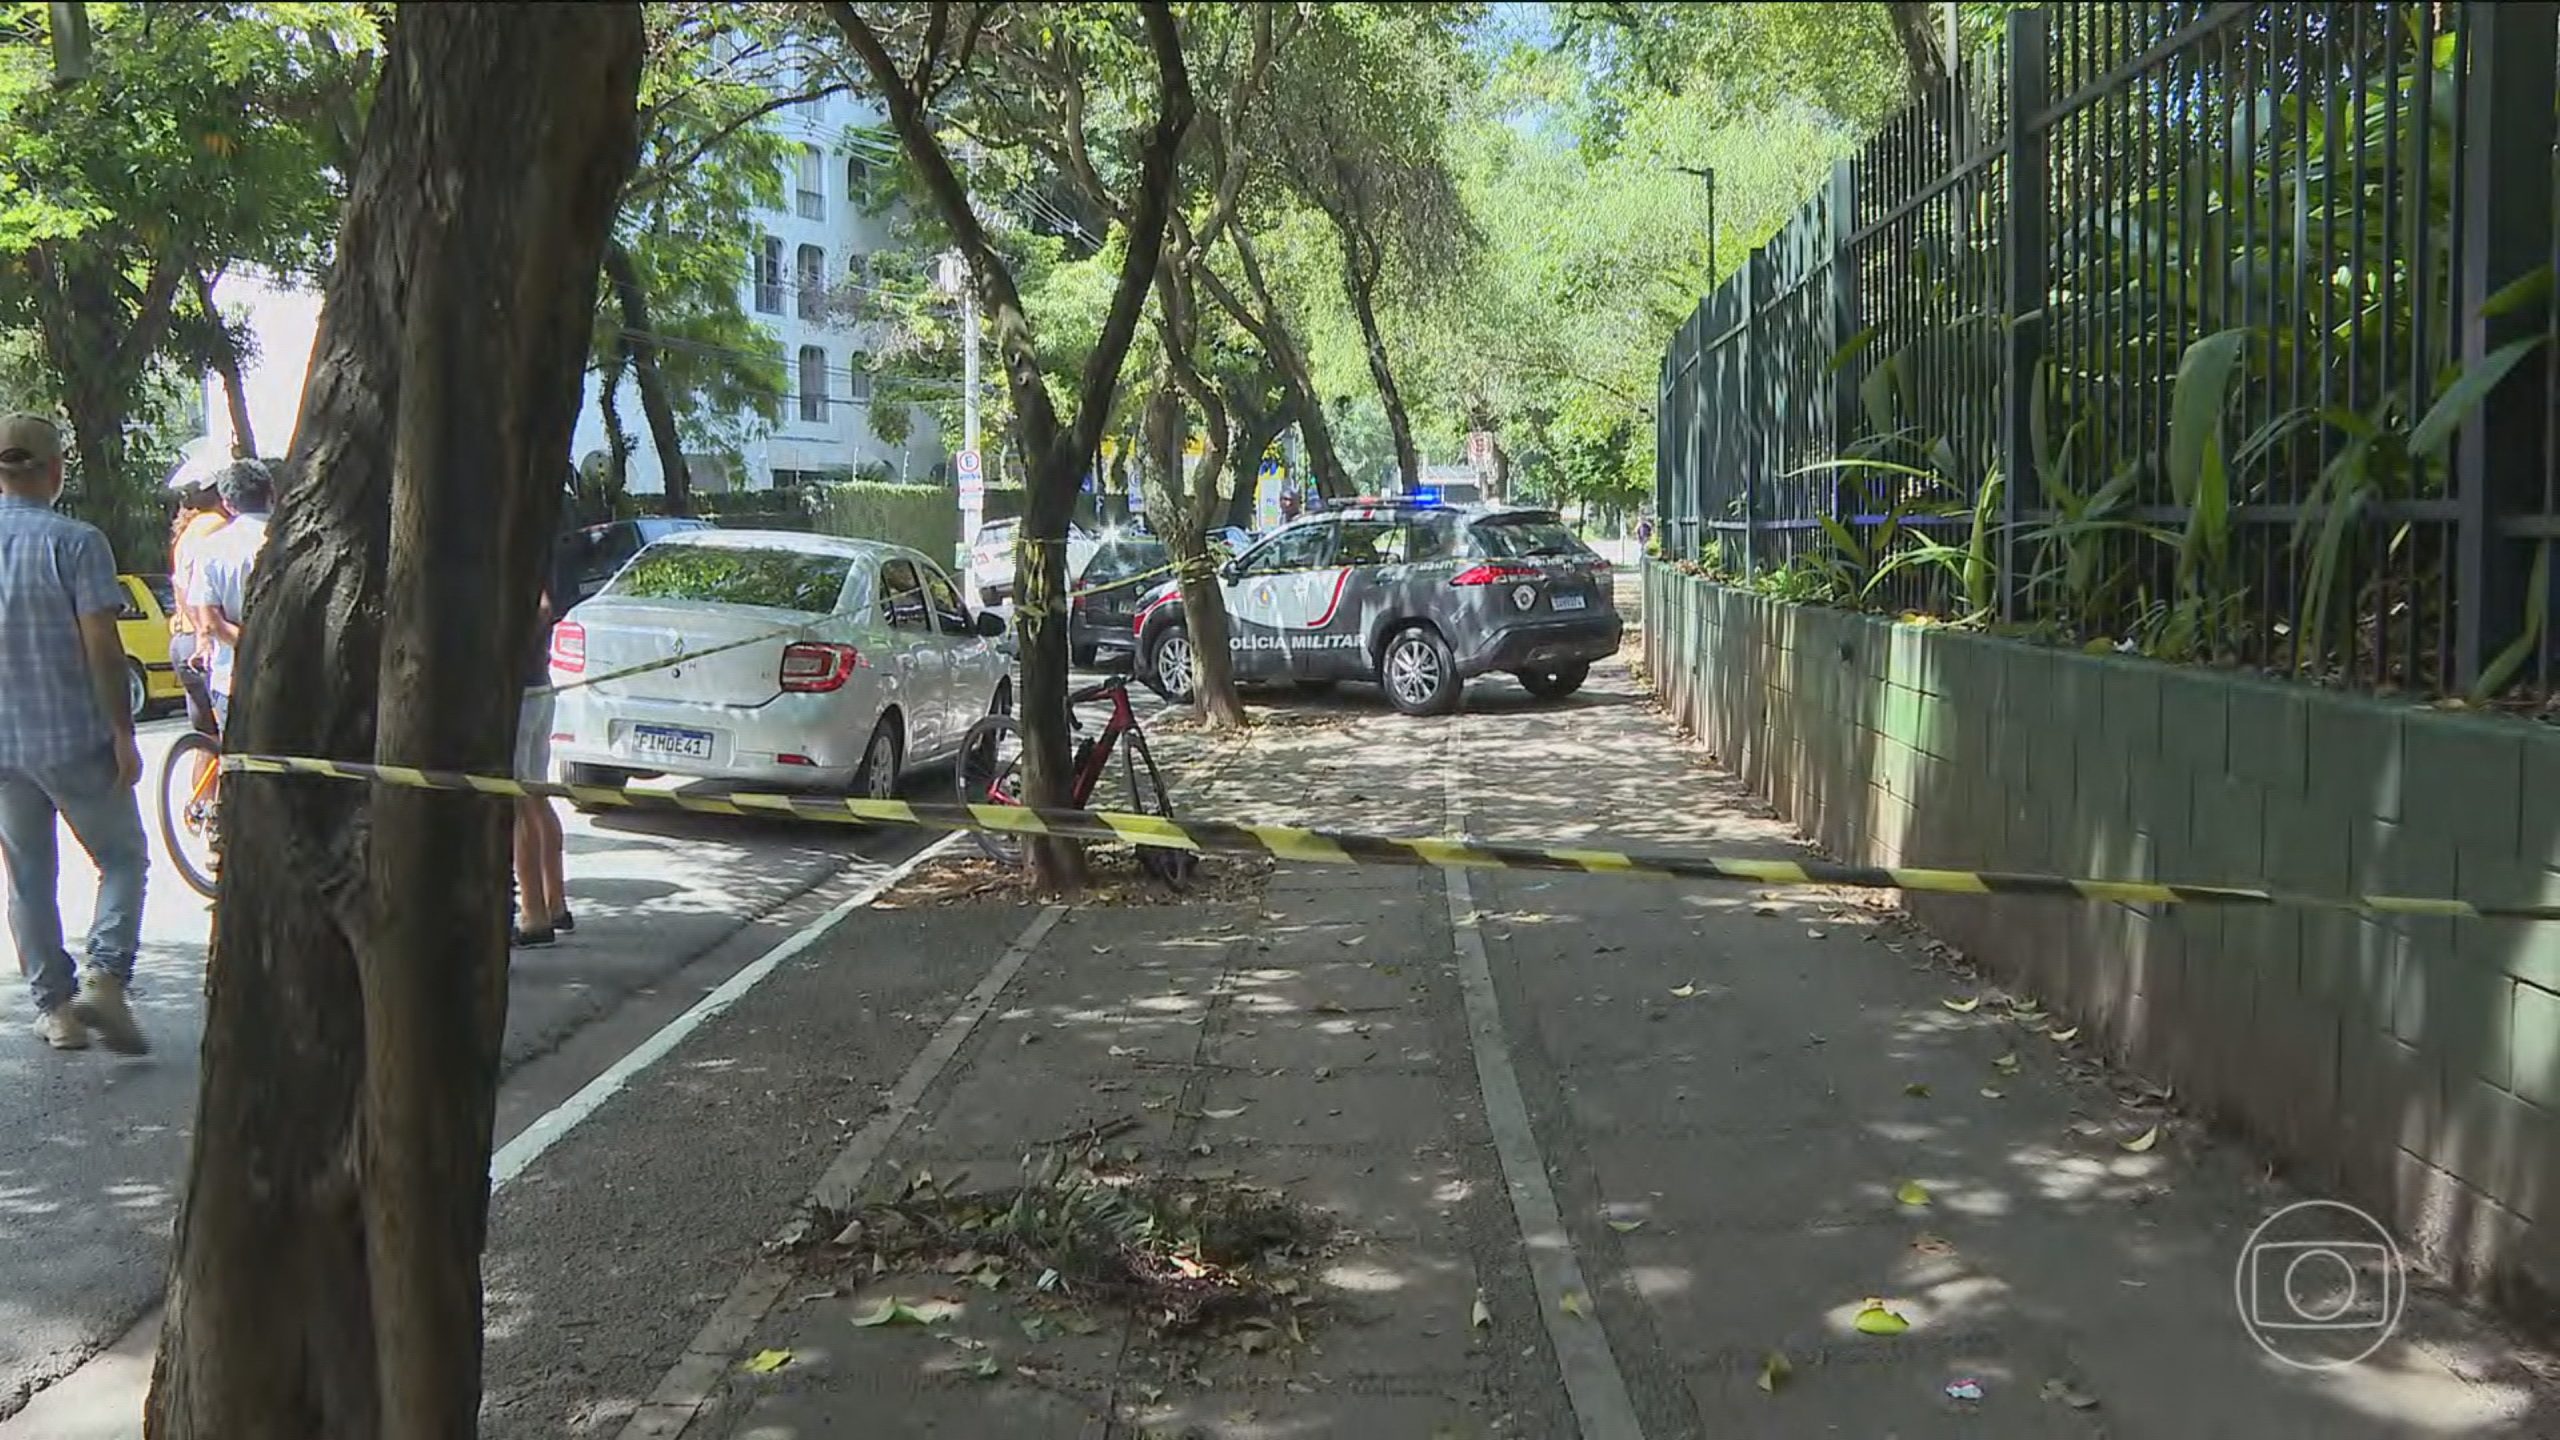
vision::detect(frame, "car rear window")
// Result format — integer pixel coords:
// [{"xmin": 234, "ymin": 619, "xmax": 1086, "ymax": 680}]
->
[
  {"xmin": 1467, "ymin": 516, "xmax": 1591, "ymax": 559},
  {"xmin": 605, "ymin": 542, "xmax": 850, "ymax": 613},
  {"xmin": 1085, "ymin": 540, "xmax": 1169, "ymax": 584}
]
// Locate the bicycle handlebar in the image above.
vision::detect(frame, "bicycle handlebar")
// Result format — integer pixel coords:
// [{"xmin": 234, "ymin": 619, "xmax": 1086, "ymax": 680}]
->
[{"xmin": 1068, "ymin": 676, "xmax": 1130, "ymax": 706}]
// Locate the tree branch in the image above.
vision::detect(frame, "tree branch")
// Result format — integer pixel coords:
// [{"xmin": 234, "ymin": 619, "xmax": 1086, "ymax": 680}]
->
[
  {"xmin": 625, "ymin": 80, "xmax": 852, "ymax": 204},
  {"xmin": 1070, "ymin": 2, "xmax": 1193, "ymax": 461}
]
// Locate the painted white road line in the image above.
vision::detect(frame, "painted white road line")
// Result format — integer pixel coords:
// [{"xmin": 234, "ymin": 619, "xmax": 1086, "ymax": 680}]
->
[
  {"xmin": 1442, "ymin": 732, "xmax": 1647, "ymax": 1440},
  {"xmin": 617, "ymin": 901, "xmax": 1071, "ymax": 1440},
  {"xmin": 489, "ymin": 832, "xmax": 962, "ymax": 1191}
]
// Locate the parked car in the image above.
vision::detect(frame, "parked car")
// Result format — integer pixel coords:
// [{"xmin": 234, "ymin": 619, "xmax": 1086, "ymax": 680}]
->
[
  {"xmin": 548, "ymin": 529, "xmax": 1009, "ymax": 800},
  {"xmin": 114, "ymin": 573, "xmax": 183, "ymax": 720},
  {"xmin": 1069, "ymin": 534, "xmax": 1173, "ymax": 669},
  {"xmin": 966, "ymin": 518, "xmax": 1098, "ymax": 608},
  {"xmin": 555, "ymin": 515, "xmax": 715, "ymax": 604},
  {"xmin": 1133, "ymin": 499, "xmax": 1620, "ymax": 716}
]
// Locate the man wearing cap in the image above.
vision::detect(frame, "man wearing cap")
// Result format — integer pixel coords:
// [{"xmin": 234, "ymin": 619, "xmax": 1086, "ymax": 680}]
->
[{"xmin": 0, "ymin": 413, "xmax": 151, "ymax": 1054}]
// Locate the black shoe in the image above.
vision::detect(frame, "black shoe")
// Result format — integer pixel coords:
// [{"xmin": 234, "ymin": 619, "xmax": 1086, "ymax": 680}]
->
[
  {"xmin": 553, "ymin": 909, "xmax": 576, "ymax": 934},
  {"xmin": 512, "ymin": 926, "xmax": 556, "ymax": 949}
]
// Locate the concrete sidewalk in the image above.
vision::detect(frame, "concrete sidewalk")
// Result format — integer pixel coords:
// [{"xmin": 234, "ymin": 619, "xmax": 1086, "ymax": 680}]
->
[{"xmin": 630, "ymin": 660, "xmax": 2559, "ymax": 1436}]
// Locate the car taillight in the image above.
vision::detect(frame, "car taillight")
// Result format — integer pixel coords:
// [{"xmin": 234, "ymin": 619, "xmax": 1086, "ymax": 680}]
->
[
  {"xmin": 1450, "ymin": 563, "xmax": 1542, "ymax": 587},
  {"xmin": 779, "ymin": 641, "xmax": 864, "ymax": 692},
  {"xmin": 1134, "ymin": 594, "xmax": 1174, "ymax": 636},
  {"xmin": 549, "ymin": 620, "xmax": 586, "ymax": 674}
]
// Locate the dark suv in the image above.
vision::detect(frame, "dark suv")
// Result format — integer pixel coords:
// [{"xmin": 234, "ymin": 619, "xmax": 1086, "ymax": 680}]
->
[
  {"xmin": 1070, "ymin": 534, "xmax": 1171, "ymax": 668},
  {"xmin": 554, "ymin": 516, "xmax": 714, "ymax": 603},
  {"xmin": 1132, "ymin": 500, "xmax": 1619, "ymax": 715}
]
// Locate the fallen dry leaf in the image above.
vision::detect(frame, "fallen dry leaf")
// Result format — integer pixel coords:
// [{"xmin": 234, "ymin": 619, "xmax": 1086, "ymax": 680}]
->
[
  {"xmin": 742, "ymin": 1348, "xmax": 792, "ymax": 1374},
  {"xmin": 1607, "ymin": 1218, "xmax": 1646, "ymax": 1234},
  {"xmin": 1758, "ymin": 1349, "xmax": 1792, "ymax": 1394},
  {"xmin": 1941, "ymin": 996, "xmax": 1981, "ymax": 1013},
  {"xmin": 1559, "ymin": 1290, "xmax": 1590, "ymax": 1319},
  {"xmin": 2050, "ymin": 1026, "xmax": 2080, "ymax": 1042},
  {"xmin": 1992, "ymin": 1052, "xmax": 2021, "ymax": 1075},
  {"xmin": 1902, "ymin": 1082, "xmax": 1931, "ymax": 1098},
  {"xmin": 1471, "ymin": 1293, "xmax": 1492, "ymax": 1329},
  {"xmin": 1669, "ymin": 983, "xmax": 1699, "ymax": 998},
  {"xmin": 1894, "ymin": 1179, "xmax": 1931, "ymax": 1208},
  {"xmin": 2121, "ymin": 1125, "xmax": 2162, "ymax": 1153},
  {"xmin": 1202, "ymin": 1106, "xmax": 1249, "ymax": 1120}
]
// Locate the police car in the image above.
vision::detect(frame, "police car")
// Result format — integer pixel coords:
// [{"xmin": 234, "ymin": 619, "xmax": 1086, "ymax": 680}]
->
[{"xmin": 1132, "ymin": 499, "xmax": 1619, "ymax": 715}]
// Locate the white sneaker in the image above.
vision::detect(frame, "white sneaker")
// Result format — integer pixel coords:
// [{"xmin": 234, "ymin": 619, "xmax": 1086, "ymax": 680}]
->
[
  {"xmin": 34, "ymin": 1007, "xmax": 89, "ymax": 1050},
  {"xmin": 72, "ymin": 972, "xmax": 149, "ymax": 1055}
]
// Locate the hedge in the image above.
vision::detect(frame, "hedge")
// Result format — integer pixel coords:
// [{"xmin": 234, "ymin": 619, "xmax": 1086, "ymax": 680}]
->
[{"xmin": 813, "ymin": 481, "xmax": 960, "ymax": 560}]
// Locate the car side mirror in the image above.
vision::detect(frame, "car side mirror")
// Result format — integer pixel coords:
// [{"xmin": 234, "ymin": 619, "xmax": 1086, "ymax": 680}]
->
[{"xmin": 974, "ymin": 609, "xmax": 1007, "ymax": 639}]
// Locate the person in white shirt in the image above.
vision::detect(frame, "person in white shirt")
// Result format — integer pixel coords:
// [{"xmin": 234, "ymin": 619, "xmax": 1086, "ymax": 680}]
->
[{"xmin": 188, "ymin": 460, "xmax": 275, "ymax": 731}]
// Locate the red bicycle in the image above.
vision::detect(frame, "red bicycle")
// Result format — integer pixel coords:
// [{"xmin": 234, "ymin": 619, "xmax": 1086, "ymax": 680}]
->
[{"xmin": 955, "ymin": 674, "xmax": 1193, "ymax": 883}]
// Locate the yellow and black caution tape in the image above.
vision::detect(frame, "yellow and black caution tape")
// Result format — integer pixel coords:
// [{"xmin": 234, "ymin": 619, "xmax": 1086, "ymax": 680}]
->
[{"xmin": 222, "ymin": 754, "xmax": 2560, "ymax": 922}]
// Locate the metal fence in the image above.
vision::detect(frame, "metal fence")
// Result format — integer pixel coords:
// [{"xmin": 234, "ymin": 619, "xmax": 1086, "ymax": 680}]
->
[{"xmin": 1658, "ymin": 1, "xmax": 2560, "ymax": 702}]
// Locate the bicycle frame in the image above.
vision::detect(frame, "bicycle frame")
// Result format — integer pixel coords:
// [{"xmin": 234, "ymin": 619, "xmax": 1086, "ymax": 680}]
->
[{"xmin": 1063, "ymin": 679, "xmax": 1140, "ymax": 808}]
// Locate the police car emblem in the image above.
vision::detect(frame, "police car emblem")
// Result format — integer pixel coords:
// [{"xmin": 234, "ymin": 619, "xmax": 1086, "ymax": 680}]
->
[{"xmin": 1511, "ymin": 583, "xmax": 1537, "ymax": 611}]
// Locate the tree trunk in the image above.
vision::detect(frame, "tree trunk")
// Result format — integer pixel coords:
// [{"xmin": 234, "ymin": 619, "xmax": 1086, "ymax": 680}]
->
[
  {"xmin": 604, "ymin": 241, "xmax": 693, "ymax": 515},
  {"xmin": 1014, "ymin": 439, "xmax": 1088, "ymax": 888},
  {"xmin": 828, "ymin": 0, "xmax": 1192, "ymax": 895},
  {"xmin": 144, "ymin": 8, "xmax": 642, "ymax": 1439},
  {"xmin": 1138, "ymin": 379, "xmax": 1244, "ymax": 728},
  {"xmin": 1884, "ymin": 1, "xmax": 1952, "ymax": 96},
  {"xmin": 1215, "ymin": 232, "xmax": 1354, "ymax": 498},
  {"xmin": 600, "ymin": 353, "xmax": 633, "ymax": 501},
  {"xmin": 1224, "ymin": 398, "xmax": 1289, "ymax": 531},
  {"xmin": 193, "ymin": 267, "xmax": 258, "ymax": 458},
  {"xmin": 1341, "ymin": 251, "xmax": 1418, "ymax": 491}
]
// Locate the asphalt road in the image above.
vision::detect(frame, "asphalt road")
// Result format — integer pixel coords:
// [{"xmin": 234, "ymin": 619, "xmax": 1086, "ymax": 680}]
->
[{"xmin": 0, "ymin": 715, "xmax": 943, "ymax": 1420}]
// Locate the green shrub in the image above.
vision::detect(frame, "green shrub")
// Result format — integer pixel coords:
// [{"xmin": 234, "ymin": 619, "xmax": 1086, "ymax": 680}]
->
[{"xmin": 814, "ymin": 480, "xmax": 960, "ymax": 560}]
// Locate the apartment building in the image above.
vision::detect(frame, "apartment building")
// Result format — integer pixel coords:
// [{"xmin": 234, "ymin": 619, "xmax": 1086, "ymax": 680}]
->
[
  {"xmin": 200, "ymin": 87, "xmax": 947, "ymax": 497},
  {"xmin": 570, "ymin": 86, "xmax": 948, "ymax": 496}
]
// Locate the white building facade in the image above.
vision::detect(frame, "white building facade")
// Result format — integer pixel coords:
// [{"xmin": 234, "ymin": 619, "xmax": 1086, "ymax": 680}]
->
[
  {"xmin": 570, "ymin": 87, "xmax": 948, "ymax": 497},
  {"xmin": 202, "ymin": 88, "xmax": 947, "ymax": 496}
]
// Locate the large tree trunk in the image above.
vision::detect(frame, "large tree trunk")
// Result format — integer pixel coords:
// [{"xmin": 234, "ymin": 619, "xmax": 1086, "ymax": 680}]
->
[
  {"xmin": 1340, "ymin": 250, "xmax": 1418, "ymax": 491},
  {"xmin": 145, "ymin": 8, "xmax": 642, "ymax": 1438},
  {"xmin": 1140, "ymin": 380, "xmax": 1244, "ymax": 728},
  {"xmin": 192, "ymin": 268, "xmax": 259, "ymax": 457},
  {"xmin": 604, "ymin": 241, "xmax": 693, "ymax": 515}
]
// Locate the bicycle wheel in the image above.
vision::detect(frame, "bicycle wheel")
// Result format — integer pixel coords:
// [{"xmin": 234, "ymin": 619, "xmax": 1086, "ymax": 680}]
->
[
  {"xmin": 1114, "ymin": 728, "xmax": 1197, "ymax": 888},
  {"xmin": 954, "ymin": 712, "xmax": 1026, "ymax": 866},
  {"xmin": 159, "ymin": 731, "xmax": 222, "ymax": 899}
]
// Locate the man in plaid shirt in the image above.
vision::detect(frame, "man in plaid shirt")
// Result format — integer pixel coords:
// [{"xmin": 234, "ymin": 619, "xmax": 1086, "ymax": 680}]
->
[{"xmin": 0, "ymin": 413, "xmax": 150, "ymax": 1054}]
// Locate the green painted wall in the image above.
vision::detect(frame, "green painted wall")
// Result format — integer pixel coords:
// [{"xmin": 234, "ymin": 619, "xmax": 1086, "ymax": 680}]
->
[{"xmin": 1645, "ymin": 563, "xmax": 2560, "ymax": 1308}]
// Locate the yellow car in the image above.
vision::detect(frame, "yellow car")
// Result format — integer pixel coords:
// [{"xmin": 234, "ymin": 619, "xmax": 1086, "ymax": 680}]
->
[{"xmin": 114, "ymin": 573, "xmax": 185, "ymax": 720}]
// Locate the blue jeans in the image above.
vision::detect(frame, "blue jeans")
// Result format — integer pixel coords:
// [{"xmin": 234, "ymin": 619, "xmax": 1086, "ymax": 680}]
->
[{"xmin": 0, "ymin": 744, "xmax": 147, "ymax": 1015}]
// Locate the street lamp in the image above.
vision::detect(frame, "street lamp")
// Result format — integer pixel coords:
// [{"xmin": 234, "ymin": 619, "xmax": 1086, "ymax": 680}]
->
[{"xmin": 1673, "ymin": 164, "xmax": 1717, "ymax": 283}]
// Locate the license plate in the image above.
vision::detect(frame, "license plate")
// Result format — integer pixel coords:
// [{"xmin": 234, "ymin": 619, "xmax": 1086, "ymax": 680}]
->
[
  {"xmin": 632, "ymin": 724, "xmax": 714, "ymax": 760},
  {"xmin": 1551, "ymin": 592, "xmax": 1588, "ymax": 612}
]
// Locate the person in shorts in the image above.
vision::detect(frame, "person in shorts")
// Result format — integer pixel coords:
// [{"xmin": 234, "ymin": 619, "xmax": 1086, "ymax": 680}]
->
[
  {"xmin": 511, "ymin": 581, "xmax": 571, "ymax": 948},
  {"xmin": 167, "ymin": 482, "xmax": 227, "ymax": 736}
]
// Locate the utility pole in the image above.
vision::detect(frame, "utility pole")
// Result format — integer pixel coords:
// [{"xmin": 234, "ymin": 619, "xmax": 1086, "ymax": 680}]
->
[{"xmin": 937, "ymin": 247, "xmax": 985, "ymax": 557}]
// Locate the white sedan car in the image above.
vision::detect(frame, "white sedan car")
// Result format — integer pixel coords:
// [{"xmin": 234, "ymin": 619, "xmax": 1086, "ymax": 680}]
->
[
  {"xmin": 967, "ymin": 518, "xmax": 1099, "ymax": 608},
  {"xmin": 548, "ymin": 530, "xmax": 1009, "ymax": 799}
]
